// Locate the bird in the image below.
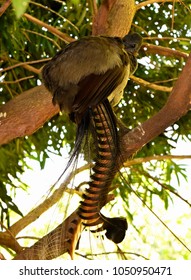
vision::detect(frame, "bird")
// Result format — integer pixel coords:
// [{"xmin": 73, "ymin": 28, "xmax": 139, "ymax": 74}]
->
[
  {"xmin": 42, "ymin": 33, "xmax": 142, "ymax": 245},
  {"xmin": 42, "ymin": 33, "xmax": 142, "ymax": 123}
]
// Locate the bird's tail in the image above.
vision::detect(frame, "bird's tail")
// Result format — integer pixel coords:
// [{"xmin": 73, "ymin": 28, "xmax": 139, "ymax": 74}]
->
[{"xmin": 77, "ymin": 99, "xmax": 127, "ymax": 243}]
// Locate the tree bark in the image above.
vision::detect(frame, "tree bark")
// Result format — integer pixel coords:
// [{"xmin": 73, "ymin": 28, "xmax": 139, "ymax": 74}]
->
[
  {"xmin": 92, "ymin": 0, "xmax": 136, "ymax": 36},
  {"xmin": 0, "ymin": 85, "xmax": 59, "ymax": 145}
]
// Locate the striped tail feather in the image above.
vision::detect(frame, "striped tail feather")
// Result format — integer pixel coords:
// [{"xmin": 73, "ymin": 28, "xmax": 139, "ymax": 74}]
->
[{"xmin": 78, "ymin": 99, "xmax": 128, "ymax": 243}]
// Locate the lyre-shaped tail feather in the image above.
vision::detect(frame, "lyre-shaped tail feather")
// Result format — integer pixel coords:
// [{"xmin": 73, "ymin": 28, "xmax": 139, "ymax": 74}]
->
[
  {"xmin": 65, "ymin": 211, "xmax": 83, "ymax": 260},
  {"xmin": 78, "ymin": 99, "xmax": 127, "ymax": 243}
]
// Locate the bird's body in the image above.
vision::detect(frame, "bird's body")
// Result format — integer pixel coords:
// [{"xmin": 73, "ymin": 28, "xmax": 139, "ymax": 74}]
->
[
  {"xmin": 42, "ymin": 34, "xmax": 142, "ymax": 123},
  {"xmin": 42, "ymin": 33, "xmax": 142, "ymax": 246}
]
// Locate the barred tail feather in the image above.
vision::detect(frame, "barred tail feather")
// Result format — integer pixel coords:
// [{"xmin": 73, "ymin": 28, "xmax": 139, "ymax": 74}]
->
[{"xmin": 78, "ymin": 100, "xmax": 127, "ymax": 243}]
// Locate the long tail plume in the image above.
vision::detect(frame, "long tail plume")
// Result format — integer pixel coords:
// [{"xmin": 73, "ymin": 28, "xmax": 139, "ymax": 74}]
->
[{"xmin": 78, "ymin": 99, "xmax": 127, "ymax": 243}]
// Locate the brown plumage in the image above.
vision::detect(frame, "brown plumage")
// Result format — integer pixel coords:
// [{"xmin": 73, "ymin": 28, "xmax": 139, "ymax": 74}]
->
[{"xmin": 42, "ymin": 34, "xmax": 142, "ymax": 123}]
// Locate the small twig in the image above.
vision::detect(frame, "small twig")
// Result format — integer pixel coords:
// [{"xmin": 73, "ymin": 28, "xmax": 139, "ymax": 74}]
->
[
  {"xmin": 90, "ymin": 0, "xmax": 98, "ymax": 16},
  {"xmin": 142, "ymin": 43, "xmax": 189, "ymax": 59},
  {"xmin": 179, "ymin": 0, "xmax": 191, "ymax": 12},
  {"xmin": 81, "ymin": 250, "xmax": 149, "ymax": 260},
  {"xmin": 20, "ymin": 65, "xmax": 41, "ymax": 74},
  {"xmin": 1, "ymin": 76, "xmax": 34, "ymax": 84},
  {"xmin": 23, "ymin": 13, "xmax": 74, "ymax": 43},
  {"xmin": 136, "ymin": 0, "xmax": 180, "ymax": 10},
  {"xmin": 171, "ymin": 0, "xmax": 175, "ymax": 30},
  {"xmin": 0, "ymin": 58, "xmax": 50, "ymax": 74},
  {"xmin": 131, "ymin": 76, "xmax": 172, "ymax": 92},
  {"xmin": 29, "ymin": 1, "xmax": 79, "ymax": 32},
  {"xmin": 146, "ymin": 36, "xmax": 191, "ymax": 42},
  {"xmin": 143, "ymin": 170, "xmax": 191, "ymax": 208},
  {"xmin": 16, "ymin": 236, "xmax": 40, "ymax": 241},
  {"xmin": 154, "ymin": 77, "xmax": 178, "ymax": 84},
  {"xmin": 124, "ymin": 154, "xmax": 191, "ymax": 167},
  {"xmin": 22, "ymin": 29, "xmax": 62, "ymax": 50}
]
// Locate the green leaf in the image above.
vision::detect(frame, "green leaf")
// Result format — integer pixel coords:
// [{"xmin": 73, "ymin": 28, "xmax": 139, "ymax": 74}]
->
[{"xmin": 12, "ymin": 0, "xmax": 30, "ymax": 18}]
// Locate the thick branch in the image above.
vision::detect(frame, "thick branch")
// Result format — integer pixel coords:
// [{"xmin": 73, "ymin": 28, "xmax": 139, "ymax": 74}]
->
[
  {"xmin": 0, "ymin": 230, "xmax": 22, "ymax": 254},
  {"xmin": 92, "ymin": 0, "xmax": 136, "ymax": 36},
  {"xmin": 0, "ymin": 85, "xmax": 59, "ymax": 145},
  {"xmin": 143, "ymin": 43, "xmax": 188, "ymax": 59}
]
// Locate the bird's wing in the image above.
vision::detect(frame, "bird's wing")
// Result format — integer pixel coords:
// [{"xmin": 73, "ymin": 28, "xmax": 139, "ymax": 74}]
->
[
  {"xmin": 72, "ymin": 64, "xmax": 127, "ymax": 115},
  {"xmin": 44, "ymin": 36, "xmax": 124, "ymax": 86}
]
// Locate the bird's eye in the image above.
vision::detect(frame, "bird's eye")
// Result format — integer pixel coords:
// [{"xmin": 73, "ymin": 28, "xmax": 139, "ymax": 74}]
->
[{"xmin": 130, "ymin": 43, "xmax": 136, "ymax": 48}]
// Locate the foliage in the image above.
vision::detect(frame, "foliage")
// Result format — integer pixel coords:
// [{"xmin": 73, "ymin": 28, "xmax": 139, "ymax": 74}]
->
[
  {"xmin": 12, "ymin": 0, "xmax": 30, "ymax": 18},
  {"xmin": 0, "ymin": 0, "xmax": 191, "ymax": 259}
]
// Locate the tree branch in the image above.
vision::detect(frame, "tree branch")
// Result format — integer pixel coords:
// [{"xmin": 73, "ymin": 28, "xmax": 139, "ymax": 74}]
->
[
  {"xmin": 2, "ymin": 75, "xmax": 34, "ymax": 84},
  {"xmin": 23, "ymin": 13, "xmax": 74, "ymax": 43},
  {"xmin": 124, "ymin": 154, "xmax": 191, "ymax": 167},
  {"xmin": 131, "ymin": 76, "xmax": 172, "ymax": 92},
  {"xmin": 92, "ymin": 0, "xmax": 136, "ymax": 36},
  {"xmin": 136, "ymin": 0, "xmax": 180, "ymax": 10},
  {"xmin": 0, "ymin": 58, "xmax": 49, "ymax": 74},
  {"xmin": 142, "ymin": 43, "xmax": 189, "ymax": 59},
  {"xmin": 0, "ymin": 228, "xmax": 23, "ymax": 254},
  {"xmin": 0, "ymin": 85, "xmax": 59, "ymax": 145},
  {"xmin": 8, "ymin": 164, "xmax": 89, "ymax": 237},
  {"xmin": 0, "ymin": 0, "xmax": 11, "ymax": 17}
]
